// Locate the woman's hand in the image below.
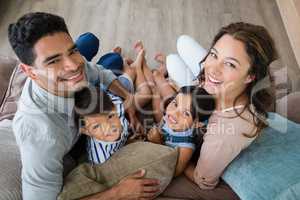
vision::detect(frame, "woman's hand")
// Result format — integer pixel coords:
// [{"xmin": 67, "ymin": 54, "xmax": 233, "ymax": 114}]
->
[{"xmin": 115, "ymin": 169, "xmax": 160, "ymax": 200}]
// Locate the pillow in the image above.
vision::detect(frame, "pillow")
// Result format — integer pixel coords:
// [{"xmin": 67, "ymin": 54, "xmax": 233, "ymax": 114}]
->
[
  {"xmin": 58, "ymin": 142, "xmax": 178, "ymax": 200},
  {"xmin": 0, "ymin": 56, "xmax": 18, "ymax": 106},
  {"xmin": 0, "ymin": 64, "xmax": 27, "ymax": 121},
  {"xmin": 222, "ymin": 112, "xmax": 300, "ymax": 200}
]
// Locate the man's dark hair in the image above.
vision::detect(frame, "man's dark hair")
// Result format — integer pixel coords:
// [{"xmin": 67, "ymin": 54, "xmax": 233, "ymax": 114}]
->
[
  {"xmin": 74, "ymin": 86, "xmax": 115, "ymax": 117},
  {"xmin": 164, "ymin": 86, "xmax": 215, "ymax": 122},
  {"xmin": 8, "ymin": 12, "xmax": 69, "ymax": 65}
]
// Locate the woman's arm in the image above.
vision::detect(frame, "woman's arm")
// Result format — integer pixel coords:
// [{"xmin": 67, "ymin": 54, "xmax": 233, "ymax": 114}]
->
[
  {"xmin": 192, "ymin": 114, "xmax": 256, "ymax": 190},
  {"xmin": 174, "ymin": 147, "xmax": 194, "ymax": 177}
]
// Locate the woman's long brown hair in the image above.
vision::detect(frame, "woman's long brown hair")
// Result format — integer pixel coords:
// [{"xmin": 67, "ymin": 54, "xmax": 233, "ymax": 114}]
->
[{"xmin": 198, "ymin": 22, "xmax": 278, "ymax": 137}]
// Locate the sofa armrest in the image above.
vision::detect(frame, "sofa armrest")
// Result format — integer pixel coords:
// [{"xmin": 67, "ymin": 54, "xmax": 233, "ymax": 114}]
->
[{"xmin": 276, "ymin": 91, "xmax": 300, "ymax": 123}]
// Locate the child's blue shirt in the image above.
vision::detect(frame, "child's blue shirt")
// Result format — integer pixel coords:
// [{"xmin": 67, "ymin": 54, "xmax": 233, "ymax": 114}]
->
[
  {"xmin": 87, "ymin": 91, "xmax": 129, "ymax": 164},
  {"xmin": 161, "ymin": 118, "xmax": 195, "ymax": 150}
]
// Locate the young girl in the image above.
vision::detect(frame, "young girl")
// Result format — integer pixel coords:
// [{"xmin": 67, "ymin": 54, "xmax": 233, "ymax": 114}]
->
[{"xmin": 146, "ymin": 85, "xmax": 215, "ymax": 176}]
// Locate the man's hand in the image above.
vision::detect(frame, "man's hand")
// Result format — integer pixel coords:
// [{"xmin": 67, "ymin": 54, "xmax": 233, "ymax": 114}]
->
[{"xmin": 115, "ymin": 169, "xmax": 160, "ymax": 200}]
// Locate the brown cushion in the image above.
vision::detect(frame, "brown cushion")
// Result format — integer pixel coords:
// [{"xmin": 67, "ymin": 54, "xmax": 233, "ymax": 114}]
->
[
  {"xmin": 0, "ymin": 64, "xmax": 27, "ymax": 121},
  {"xmin": 0, "ymin": 56, "xmax": 18, "ymax": 106},
  {"xmin": 161, "ymin": 175, "xmax": 240, "ymax": 200},
  {"xmin": 276, "ymin": 92, "xmax": 300, "ymax": 123}
]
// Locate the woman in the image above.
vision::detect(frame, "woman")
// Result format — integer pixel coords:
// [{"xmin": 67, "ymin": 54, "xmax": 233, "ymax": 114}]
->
[{"xmin": 151, "ymin": 22, "xmax": 278, "ymax": 190}]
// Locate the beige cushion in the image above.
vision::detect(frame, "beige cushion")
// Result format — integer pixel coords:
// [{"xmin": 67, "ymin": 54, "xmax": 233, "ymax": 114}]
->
[
  {"xmin": 58, "ymin": 142, "xmax": 178, "ymax": 200},
  {"xmin": 0, "ymin": 64, "xmax": 27, "ymax": 121}
]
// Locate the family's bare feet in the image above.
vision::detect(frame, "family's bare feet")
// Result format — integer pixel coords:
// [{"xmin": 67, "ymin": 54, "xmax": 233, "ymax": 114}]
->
[
  {"xmin": 130, "ymin": 41, "xmax": 145, "ymax": 69},
  {"xmin": 134, "ymin": 40, "xmax": 144, "ymax": 53},
  {"xmin": 123, "ymin": 57, "xmax": 136, "ymax": 78},
  {"xmin": 152, "ymin": 69, "xmax": 163, "ymax": 80},
  {"xmin": 122, "ymin": 41, "xmax": 145, "ymax": 79},
  {"xmin": 125, "ymin": 58, "xmax": 134, "ymax": 65},
  {"xmin": 154, "ymin": 53, "xmax": 167, "ymax": 76},
  {"xmin": 112, "ymin": 46, "xmax": 122, "ymax": 54},
  {"xmin": 131, "ymin": 49, "xmax": 145, "ymax": 68}
]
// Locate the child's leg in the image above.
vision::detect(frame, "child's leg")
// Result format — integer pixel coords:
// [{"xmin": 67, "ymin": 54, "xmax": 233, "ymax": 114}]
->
[
  {"xmin": 131, "ymin": 41, "xmax": 152, "ymax": 109},
  {"xmin": 153, "ymin": 71, "xmax": 176, "ymax": 97},
  {"xmin": 141, "ymin": 55, "xmax": 164, "ymax": 123},
  {"xmin": 117, "ymin": 59, "xmax": 136, "ymax": 93},
  {"xmin": 151, "ymin": 87, "xmax": 164, "ymax": 123},
  {"xmin": 152, "ymin": 54, "xmax": 177, "ymax": 99},
  {"xmin": 141, "ymin": 54, "xmax": 176, "ymax": 123}
]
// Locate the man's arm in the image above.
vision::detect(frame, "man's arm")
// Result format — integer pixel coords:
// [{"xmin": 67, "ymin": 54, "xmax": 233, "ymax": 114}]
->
[
  {"xmin": 88, "ymin": 63, "xmax": 141, "ymax": 133},
  {"xmin": 81, "ymin": 170, "xmax": 160, "ymax": 200},
  {"xmin": 91, "ymin": 63, "xmax": 135, "ymax": 111},
  {"xmin": 88, "ymin": 62, "xmax": 134, "ymax": 110}
]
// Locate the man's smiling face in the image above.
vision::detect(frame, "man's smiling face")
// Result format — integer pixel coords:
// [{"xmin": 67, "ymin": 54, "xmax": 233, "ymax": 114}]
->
[{"xmin": 23, "ymin": 32, "xmax": 88, "ymax": 97}]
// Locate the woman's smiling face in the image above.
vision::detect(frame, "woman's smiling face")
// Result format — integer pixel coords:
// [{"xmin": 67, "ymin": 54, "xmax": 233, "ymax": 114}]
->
[{"xmin": 203, "ymin": 34, "xmax": 253, "ymax": 105}]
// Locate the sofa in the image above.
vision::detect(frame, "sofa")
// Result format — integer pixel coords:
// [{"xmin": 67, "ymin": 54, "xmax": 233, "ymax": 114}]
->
[{"xmin": 0, "ymin": 55, "xmax": 299, "ymax": 200}]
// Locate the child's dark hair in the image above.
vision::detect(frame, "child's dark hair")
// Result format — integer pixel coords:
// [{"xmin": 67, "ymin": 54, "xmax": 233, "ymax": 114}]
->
[
  {"xmin": 74, "ymin": 86, "xmax": 114, "ymax": 116},
  {"xmin": 8, "ymin": 12, "xmax": 69, "ymax": 65},
  {"xmin": 165, "ymin": 86, "xmax": 215, "ymax": 122}
]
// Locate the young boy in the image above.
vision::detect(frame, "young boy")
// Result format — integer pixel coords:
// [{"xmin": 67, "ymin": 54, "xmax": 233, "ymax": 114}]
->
[{"xmin": 75, "ymin": 86, "xmax": 129, "ymax": 164}]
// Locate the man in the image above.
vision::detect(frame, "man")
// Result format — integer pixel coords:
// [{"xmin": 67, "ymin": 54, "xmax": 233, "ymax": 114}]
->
[{"xmin": 9, "ymin": 12, "xmax": 159, "ymax": 200}]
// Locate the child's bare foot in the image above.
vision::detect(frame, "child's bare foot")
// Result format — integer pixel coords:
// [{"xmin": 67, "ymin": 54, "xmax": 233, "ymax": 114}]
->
[
  {"xmin": 154, "ymin": 53, "xmax": 167, "ymax": 76},
  {"xmin": 152, "ymin": 69, "xmax": 163, "ymax": 79},
  {"xmin": 134, "ymin": 40, "xmax": 144, "ymax": 53},
  {"xmin": 123, "ymin": 58, "xmax": 137, "ymax": 80},
  {"xmin": 112, "ymin": 46, "xmax": 122, "ymax": 54},
  {"xmin": 125, "ymin": 58, "xmax": 134, "ymax": 65}
]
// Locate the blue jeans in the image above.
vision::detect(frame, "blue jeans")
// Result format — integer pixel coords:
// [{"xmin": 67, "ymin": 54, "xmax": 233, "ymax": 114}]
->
[{"xmin": 75, "ymin": 32, "xmax": 123, "ymax": 76}]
